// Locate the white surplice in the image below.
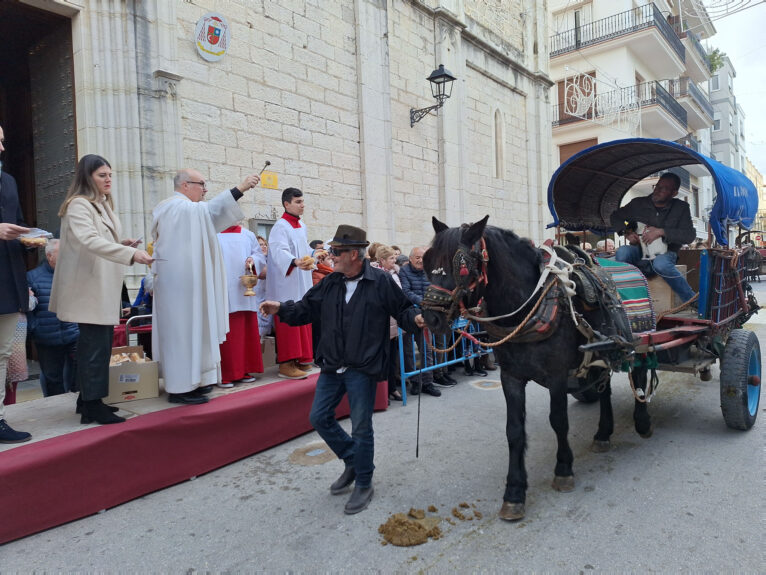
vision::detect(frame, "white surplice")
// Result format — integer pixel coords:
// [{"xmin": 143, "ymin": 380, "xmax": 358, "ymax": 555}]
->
[
  {"xmin": 217, "ymin": 228, "xmax": 266, "ymax": 313},
  {"xmin": 264, "ymin": 216, "xmax": 313, "ymax": 302},
  {"xmin": 151, "ymin": 191, "xmax": 243, "ymax": 393}
]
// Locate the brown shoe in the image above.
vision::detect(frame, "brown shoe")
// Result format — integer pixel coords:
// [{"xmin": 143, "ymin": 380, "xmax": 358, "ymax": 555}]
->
[
  {"xmin": 295, "ymin": 360, "xmax": 313, "ymax": 372},
  {"xmin": 279, "ymin": 362, "xmax": 308, "ymax": 380}
]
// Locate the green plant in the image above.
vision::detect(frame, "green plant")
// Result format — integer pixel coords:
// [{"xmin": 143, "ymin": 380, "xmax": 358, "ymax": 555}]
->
[{"xmin": 708, "ymin": 47, "xmax": 726, "ymax": 73}]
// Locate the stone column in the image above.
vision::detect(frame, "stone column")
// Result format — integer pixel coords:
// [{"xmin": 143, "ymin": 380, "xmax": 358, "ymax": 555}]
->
[
  {"xmin": 132, "ymin": 0, "xmax": 183, "ymax": 232},
  {"xmin": 524, "ymin": 0, "xmax": 553, "ymax": 243},
  {"xmin": 433, "ymin": 6, "xmax": 467, "ymax": 226},
  {"xmin": 354, "ymin": 0, "xmax": 395, "ymax": 243}
]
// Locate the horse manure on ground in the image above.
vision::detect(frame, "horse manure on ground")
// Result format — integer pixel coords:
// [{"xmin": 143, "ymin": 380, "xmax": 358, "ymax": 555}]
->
[
  {"xmin": 379, "ymin": 501, "xmax": 483, "ymax": 546},
  {"xmin": 378, "ymin": 512, "xmax": 442, "ymax": 546}
]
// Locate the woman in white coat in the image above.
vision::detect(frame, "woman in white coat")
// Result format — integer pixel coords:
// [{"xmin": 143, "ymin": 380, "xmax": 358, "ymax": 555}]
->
[{"xmin": 50, "ymin": 155, "xmax": 153, "ymax": 424}]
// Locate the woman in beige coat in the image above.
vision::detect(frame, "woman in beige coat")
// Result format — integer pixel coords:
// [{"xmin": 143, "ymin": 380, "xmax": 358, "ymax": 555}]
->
[{"xmin": 50, "ymin": 155, "xmax": 152, "ymax": 425}]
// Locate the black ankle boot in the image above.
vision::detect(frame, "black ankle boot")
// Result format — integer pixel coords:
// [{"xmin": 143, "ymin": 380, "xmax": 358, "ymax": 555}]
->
[
  {"xmin": 76, "ymin": 395, "xmax": 119, "ymax": 414},
  {"xmin": 81, "ymin": 400, "xmax": 125, "ymax": 425},
  {"xmin": 330, "ymin": 465, "xmax": 356, "ymax": 495}
]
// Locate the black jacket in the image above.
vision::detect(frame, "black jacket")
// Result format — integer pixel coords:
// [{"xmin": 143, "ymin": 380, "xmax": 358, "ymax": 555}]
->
[
  {"xmin": 610, "ymin": 195, "xmax": 696, "ymax": 252},
  {"xmin": 277, "ymin": 259, "xmax": 420, "ymax": 380},
  {"xmin": 0, "ymin": 171, "xmax": 29, "ymax": 314}
]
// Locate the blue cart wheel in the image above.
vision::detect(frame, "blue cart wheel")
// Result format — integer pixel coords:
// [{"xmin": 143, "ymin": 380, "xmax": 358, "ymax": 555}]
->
[{"xmin": 720, "ymin": 329, "xmax": 761, "ymax": 430}]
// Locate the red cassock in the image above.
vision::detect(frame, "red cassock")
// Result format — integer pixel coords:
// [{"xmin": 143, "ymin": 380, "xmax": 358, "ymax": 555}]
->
[
  {"xmin": 219, "ymin": 311, "xmax": 264, "ymax": 383},
  {"xmin": 274, "ymin": 316, "xmax": 313, "ymax": 364}
]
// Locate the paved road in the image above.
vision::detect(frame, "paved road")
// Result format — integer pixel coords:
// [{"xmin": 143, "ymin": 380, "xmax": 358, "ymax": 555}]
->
[{"xmin": 4, "ymin": 285, "xmax": 764, "ymax": 572}]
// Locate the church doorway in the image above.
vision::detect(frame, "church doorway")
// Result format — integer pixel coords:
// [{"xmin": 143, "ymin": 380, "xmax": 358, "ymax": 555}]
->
[{"xmin": 0, "ymin": 0, "xmax": 76, "ymax": 245}]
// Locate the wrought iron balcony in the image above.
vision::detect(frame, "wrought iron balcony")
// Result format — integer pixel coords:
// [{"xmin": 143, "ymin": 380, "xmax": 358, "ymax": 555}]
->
[
  {"xmin": 550, "ymin": 3, "xmax": 685, "ymax": 63},
  {"xmin": 636, "ymin": 80, "xmax": 688, "ymax": 127},
  {"xmin": 676, "ymin": 133, "xmax": 699, "ymax": 153},
  {"xmin": 674, "ymin": 26, "xmax": 711, "ymax": 72},
  {"xmin": 668, "ymin": 77, "xmax": 714, "ymax": 120},
  {"xmin": 552, "ymin": 80, "xmax": 687, "ymax": 130}
]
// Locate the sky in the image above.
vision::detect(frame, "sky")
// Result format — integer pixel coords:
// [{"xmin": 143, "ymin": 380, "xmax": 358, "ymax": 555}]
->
[{"xmin": 705, "ymin": 1, "xmax": 766, "ymax": 176}]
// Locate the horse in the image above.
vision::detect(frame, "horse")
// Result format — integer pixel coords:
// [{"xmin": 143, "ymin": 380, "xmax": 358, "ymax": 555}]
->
[{"xmin": 421, "ymin": 215, "xmax": 649, "ymax": 521}]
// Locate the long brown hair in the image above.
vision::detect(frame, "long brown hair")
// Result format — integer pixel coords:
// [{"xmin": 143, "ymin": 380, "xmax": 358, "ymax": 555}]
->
[{"xmin": 58, "ymin": 154, "xmax": 113, "ymax": 216}]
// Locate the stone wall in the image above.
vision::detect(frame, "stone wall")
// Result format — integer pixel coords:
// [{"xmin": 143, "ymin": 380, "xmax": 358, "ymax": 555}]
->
[{"xmin": 63, "ymin": 0, "xmax": 551, "ymax": 259}]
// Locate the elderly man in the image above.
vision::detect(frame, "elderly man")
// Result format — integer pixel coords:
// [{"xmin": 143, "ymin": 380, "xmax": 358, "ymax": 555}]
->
[
  {"xmin": 260, "ymin": 225, "xmax": 424, "ymax": 515},
  {"xmin": 27, "ymin": 239, "xmax": 79, "ymax": 397},
  {"xmin": 0, "ymin": 124, "xmax": 32, "ymax": 442},
  {"xmin": 152, "ymin": 169, "xmax": 260, "ymax": 404},
  {"xmin": 610, "ymin": 172, "xmax": 696, "ymax": 303},
  {"xmin": 398, "ymin": 247, "xmax": 459, "ymax": 395}
]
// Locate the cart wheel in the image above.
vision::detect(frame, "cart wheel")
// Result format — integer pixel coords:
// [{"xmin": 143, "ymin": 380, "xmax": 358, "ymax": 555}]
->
[{"xmin": 720, "ymin": 329, "xmax": 761, "ymax": 430}]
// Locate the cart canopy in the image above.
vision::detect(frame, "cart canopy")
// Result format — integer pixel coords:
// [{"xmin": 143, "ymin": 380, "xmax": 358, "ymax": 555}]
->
[{"xmin": 547, "ymin": 138, "xmax": 758, "ymax": 246}]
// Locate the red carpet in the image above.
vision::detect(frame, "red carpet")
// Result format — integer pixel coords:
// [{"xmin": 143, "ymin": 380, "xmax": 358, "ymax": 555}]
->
[{"xmin": 0, "ymin": 374, "xmax": 388, "ymax": 544}]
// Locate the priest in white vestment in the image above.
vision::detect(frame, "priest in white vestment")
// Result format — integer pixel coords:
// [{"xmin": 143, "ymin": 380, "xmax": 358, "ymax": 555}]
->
[
  {"xmin": 151, "ymin": 169, "xmax": 260, "ymax": 404},
  {"xmin": 264, "ymin": 188, "xmax": 315, "ymax": 379}
]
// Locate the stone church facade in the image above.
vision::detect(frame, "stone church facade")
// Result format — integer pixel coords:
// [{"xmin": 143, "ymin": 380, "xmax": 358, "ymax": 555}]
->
[{"xmin": 2, "ymin": 0, "xmax": 551, "ymax": 287}]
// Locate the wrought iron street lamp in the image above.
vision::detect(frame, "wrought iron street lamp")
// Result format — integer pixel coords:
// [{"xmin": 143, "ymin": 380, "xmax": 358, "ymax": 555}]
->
[{"xmin": 410, "ymin": 64, "xmax": 457, "ymax": 127}]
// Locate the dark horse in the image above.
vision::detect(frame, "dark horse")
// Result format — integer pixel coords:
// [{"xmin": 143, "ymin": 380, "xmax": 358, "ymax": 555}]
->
[{"xmin": 422, "ymin": 216, "xmax": 649, "ymax": 521}]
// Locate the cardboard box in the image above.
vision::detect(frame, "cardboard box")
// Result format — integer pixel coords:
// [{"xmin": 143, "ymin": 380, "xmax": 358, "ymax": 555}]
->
[
  {"xmin": 647, "ymin": 264, "xmax": 686, "ymax": 315},
  {"xmin": 106, "ymin": 346, "xmax": 159, "ymax": 403},
  {"xmin": 261, "ymin": 336, "xmax": 276, "ymax": 368}
]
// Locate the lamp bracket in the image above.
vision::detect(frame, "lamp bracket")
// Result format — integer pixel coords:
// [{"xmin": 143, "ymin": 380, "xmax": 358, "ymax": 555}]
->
[{"xmin": 410, "ymin": 103, "xmax": 442, "ymax": 127}]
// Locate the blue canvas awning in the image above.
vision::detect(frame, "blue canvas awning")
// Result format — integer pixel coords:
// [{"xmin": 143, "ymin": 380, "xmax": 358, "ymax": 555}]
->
[{"xmin": 546, "ymin": 138, "xmax": 758, "ymax": 246}]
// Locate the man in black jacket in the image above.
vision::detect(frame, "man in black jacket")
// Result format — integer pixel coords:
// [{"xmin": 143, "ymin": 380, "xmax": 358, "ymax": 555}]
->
[
  {"xmin": 260, "ymin": 224, "xmax": 424, "ymax": 515},
  {"xmin": 610, "ymin": 172, "xmax": 696, "ymax": 303},
  {"xmin": 0, "ymin": 125, "xmax": 32, "ymax": 443}
]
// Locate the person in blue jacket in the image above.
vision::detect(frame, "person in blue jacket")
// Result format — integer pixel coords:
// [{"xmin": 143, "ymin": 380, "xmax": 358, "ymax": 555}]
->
[{"xmin": 27, "ymin": 239, "xmax": 79, "ymax": 396}]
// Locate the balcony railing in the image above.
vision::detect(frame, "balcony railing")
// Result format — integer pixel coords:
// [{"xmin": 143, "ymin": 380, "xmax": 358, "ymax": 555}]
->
[
  {"xmin": 674, "ymin": 26, "xmax": 711, "ymax": 72},
  {"xmin": 552, "ymin": 80, "xmax": 687, "ymax": 129},
  {"xmin": 668, "ymin": 77, "xmax": 714, "ymax": 119},
  {"xmin": 550, "ymin": 3, "xmax": 685, "ymax": 62},
  {"xmin": 676, "ymin": 133, "xmax": 699, "ymax": 153},
  {"xmin": 636, "ymin": 80, "xmax": 688, "ymax": 126}
]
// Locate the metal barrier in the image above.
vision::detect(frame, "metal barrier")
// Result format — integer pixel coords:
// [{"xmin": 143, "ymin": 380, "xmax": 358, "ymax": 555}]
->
[{"xmin": 397, "ymin": 320, "xmax": 490, "ymax": 405}]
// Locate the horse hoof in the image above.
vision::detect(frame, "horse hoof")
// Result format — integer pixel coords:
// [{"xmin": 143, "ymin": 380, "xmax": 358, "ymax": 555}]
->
[
  {"xmin": 638, "ymin": 425, "xmax": 654, "ymax": 439},
  {"xmin": 499, "ymin": 501, "xmax": 525, "ymax": 521},
  {"xmin": 590, "ymin": 439, "xmax": 611, "ymax": 453},
  {"xmin": 552, "ymin": 475, "xmax": 575, "ymax": 492}
]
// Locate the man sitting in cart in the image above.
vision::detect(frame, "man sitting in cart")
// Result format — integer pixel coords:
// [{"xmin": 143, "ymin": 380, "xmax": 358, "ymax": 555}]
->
[{"xmin": 610, "ymin": 172, "xmax": 697, "ymax": 304}]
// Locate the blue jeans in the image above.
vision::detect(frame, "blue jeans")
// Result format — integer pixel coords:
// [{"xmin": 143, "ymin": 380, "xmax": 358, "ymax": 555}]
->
[
  {"xmin": 615, "ymin": 245, "xmax": 696, "ymax": 302},
  {"xmin": 309, "ymin": 369, "xmax": 378, "ymax": 488}
]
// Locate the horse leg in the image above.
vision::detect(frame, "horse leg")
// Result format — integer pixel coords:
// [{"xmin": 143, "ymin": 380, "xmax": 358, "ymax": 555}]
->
[
  {"xmin": 549, "ymin": 387, "xmax": 575, "ymax": 493},
  {"xmin": 499, "ymin": 373, "xmax": 528, "ymax": 522},
  {"xmin": 591, "ymin": 381, "xmax": 613, "ymax": 453},
  {"xmin": 631, "ymin": 367, "xmax": 653, "ymax": 438}
]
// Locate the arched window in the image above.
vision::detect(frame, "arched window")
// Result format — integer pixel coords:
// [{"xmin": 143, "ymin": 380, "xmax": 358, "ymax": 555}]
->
[{"xmin": 494, "ymin": 109, "xmax": 504, "ymax": 179}]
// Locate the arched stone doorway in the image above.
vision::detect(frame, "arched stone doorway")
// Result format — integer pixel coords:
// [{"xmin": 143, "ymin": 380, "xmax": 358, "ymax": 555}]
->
[{"xmin": 0, "ymin": 0, "xmax": 76, "ymax": 245}]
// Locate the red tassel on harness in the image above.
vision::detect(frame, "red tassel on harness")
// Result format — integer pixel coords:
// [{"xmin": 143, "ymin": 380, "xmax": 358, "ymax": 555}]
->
[{"xmin": 459, "ymin": 262, "xmax": 469, "ymax": 276}]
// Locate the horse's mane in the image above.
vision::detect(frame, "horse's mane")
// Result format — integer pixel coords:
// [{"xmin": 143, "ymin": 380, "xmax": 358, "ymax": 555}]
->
[{"xmin": 428, "ymin": 224, "xmax": 541, "ymax": 273}]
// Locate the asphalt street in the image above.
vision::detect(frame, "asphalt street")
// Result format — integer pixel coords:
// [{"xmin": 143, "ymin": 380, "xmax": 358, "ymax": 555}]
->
[{"xmin": 3, "ymin": 284, "xmax": 764, "ymax": 572}]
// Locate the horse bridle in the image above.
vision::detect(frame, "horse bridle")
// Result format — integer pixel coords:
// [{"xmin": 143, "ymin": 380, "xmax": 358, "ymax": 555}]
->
[{"xmin": 421, "ymin": 237, "xmax": 489, "ymax": 321}]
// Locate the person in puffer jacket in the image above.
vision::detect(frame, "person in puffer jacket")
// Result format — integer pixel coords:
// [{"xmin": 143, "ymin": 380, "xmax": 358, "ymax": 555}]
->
[{"xmin": 27, "ymin": 239, "xmax": 79, "ymax": 396}]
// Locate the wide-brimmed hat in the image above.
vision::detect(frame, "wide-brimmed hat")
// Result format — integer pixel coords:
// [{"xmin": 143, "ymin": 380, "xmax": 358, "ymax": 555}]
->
[{"xmin": 328, "ymin": 224, "xmax": 370, "ymax": 248}]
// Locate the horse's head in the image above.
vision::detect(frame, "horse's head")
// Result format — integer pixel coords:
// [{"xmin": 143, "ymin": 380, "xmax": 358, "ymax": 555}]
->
[{"xmin": 421, "ymin": 215, "xmax": 490, "ymax": 335}]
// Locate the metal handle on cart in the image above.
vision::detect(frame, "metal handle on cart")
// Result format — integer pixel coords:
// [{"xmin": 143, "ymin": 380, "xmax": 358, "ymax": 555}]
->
[{"xmin": 125, "ymin": 314, "xmax": 152, "ymax": 337}]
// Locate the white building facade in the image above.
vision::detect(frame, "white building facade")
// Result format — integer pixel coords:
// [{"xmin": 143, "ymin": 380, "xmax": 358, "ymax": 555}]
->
[
  {"xmin": 0, "ymin": 0, "xmax": 553, "ymax": 288},
  {"xmin": 547, "ymin": 0, "xmax": 716, "ymax": 242}
]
